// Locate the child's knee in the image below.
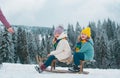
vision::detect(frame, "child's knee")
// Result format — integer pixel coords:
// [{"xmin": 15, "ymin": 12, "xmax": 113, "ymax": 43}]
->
[{"xmin": 49, "ymin": 55, "xmax": 56, "ymax": 60}]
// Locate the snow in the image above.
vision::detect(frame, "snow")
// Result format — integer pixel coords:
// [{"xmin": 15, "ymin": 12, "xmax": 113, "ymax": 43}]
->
[{"xmin": 0, "ymin": 63, "xmax": 120, "ymax": 78}]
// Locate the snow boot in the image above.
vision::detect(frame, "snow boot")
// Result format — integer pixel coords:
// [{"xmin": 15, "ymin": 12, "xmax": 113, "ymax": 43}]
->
[
  {"xmin": 35, "ymin": 64, "xmax": 46, "ymax": 73},
  {"xmin": 35, "ymin": 66, "xmax": 43, "ymax": 73},
  {"xmin": 68, "ymin": 65, "xmax": 80, "ymax": 72}
]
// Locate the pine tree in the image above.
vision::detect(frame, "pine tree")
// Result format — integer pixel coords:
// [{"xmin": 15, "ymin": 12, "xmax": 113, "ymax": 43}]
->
[
  {"xmin": 94, "ymin": 31, "xmax": 110, "ymax": 68},
  {"xmin": 67, "ymin": 24, "xmax": 76, "ymax": 50},
  {"xmin": 17, "ymin": 27, "xmax": 29, "ymax": 64},
  {"xmin": 117, "ymin": 25, "xmax": 120, "ymax": 40},
  {"xmin": 26, "ymin": 31, "xmax": 37, "ymax": 64},
  {"xmin": 12, "ymin": 31, "xmax": 18, "ymax": 63},
  {"xmin": 89, "ymin": 22, "xmax": 96, "ymax": 41},
  {"xmin": 109, "ymin": 39, "xmax": 120, "ymax": 68},
  {"xmin": 102, "ymin": 19, "xmax": 116, "ymax": 40},
  {"xmin": 0, "ymin": 28, "xmax": 14, "ymax": 63},
  {"xmin": 0, "ymin": 27, "xmax": 4, "ymax": 64},
  {"xmin": 75, "ymin": 22, "xmax": 81, "ymax": 41}
]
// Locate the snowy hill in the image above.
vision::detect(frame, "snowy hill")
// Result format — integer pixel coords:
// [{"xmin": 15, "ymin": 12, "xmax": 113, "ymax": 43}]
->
[{"xmin": 0, "ymin": 63, "xmax": 120, "ymax": 78}]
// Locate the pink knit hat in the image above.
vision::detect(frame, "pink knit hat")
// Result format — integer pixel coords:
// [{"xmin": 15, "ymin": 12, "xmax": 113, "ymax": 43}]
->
[{"xmin": 54, "ymin": 26, "xmax": 64, "ymax": 35}]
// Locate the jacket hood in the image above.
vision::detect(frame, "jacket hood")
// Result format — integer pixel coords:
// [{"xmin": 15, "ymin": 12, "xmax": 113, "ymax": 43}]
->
[
  {"xmin": 57, "ymin": 32, "xmax": 68, "ymax": 39},
  {"xmin": 88, "ymin": 38, "xmax": 94, "ymax": 45}
]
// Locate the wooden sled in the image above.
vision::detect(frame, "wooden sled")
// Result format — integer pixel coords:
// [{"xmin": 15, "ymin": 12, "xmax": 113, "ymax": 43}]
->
[
  {"xmin": 35, "ymin": 55, "xmax": 90, "ymax": 74},
  {"xmin": 45, "ymin": 60, "xmax": 89, "ymax": 74}
]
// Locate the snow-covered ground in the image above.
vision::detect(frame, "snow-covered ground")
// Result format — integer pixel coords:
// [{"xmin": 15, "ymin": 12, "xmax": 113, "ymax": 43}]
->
[{"xmin": 0, "ymin": 63, "xmax": 119, "ymax": 78}]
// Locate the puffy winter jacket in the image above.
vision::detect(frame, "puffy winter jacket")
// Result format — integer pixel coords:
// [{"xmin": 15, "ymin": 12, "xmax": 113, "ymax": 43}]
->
[
  {"xmin": 50, "ymin": 32, "xmax": 72, "ymax": 64},
  {"xmin": 79, "ymin": 38, "xmax": 94, "ymax": 60}
]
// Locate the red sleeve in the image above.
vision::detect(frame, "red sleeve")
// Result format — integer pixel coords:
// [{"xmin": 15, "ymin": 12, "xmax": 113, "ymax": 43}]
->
[{"xmin": 0, "ymin": 9, "xmax": 11, "ymax": 29}]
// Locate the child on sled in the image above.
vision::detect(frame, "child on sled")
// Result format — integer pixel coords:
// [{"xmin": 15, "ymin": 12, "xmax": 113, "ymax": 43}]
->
[
  {"xmin": 35, "ymin": 26, "xmax": 72, "ymax": 73},
  {"xmin": 69, "ymin": 27, "xmax": 94, "ymax": 72}
]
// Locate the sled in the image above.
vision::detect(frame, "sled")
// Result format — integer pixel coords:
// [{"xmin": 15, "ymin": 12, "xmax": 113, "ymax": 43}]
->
[
  {"xmin": 35, "ymin": 55, "xmax": 92, "ymax": 74},
  {"xmin": 45, "ymin": 68, "xmax": 89, "ymax": 74},
  {"xmin": 35, "ymin": 66, "xmax": 89, "ymax": 74}
]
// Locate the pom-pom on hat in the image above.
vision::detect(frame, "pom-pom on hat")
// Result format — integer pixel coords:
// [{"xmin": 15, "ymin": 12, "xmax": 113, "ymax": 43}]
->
[{"xmin": 54, "ymin": 26, "xmax": 64, "ymax": 35}]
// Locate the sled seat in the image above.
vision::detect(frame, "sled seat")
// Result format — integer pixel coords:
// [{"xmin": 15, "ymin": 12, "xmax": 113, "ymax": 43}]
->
[
  {"xmin": 51, "ymin": 59, "xmax": 57, "ymax": 71},
  {"xmin": 79, "ymin": 60, "xmax": 86, "ymax": 73},
  {"xmin": 50, "ymin": 59, "xmax": 96, "ymax": 72}
]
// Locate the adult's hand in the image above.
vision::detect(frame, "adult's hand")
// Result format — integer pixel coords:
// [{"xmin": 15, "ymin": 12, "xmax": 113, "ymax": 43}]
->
[{"xmin": 7, "ymin": 27, "xmax": 14, "ymax": 34}]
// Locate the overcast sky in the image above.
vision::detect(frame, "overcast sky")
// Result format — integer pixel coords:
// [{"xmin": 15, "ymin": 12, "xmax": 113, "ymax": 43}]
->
[{"xmin": 0, "ymin": 0, "xmax": 120, "ymax": 28}]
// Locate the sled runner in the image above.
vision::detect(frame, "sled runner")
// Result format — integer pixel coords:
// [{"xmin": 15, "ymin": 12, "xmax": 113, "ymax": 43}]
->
[
  {"xmin": 35, "ymin": 65, "xmax": 89, "ymax": 74},
  {"xmin": 45, "ymin": 68, "xmax": 89, "ymax": 74}
]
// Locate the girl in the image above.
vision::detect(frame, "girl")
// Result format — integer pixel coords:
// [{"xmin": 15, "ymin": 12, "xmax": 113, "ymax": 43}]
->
[
  {"xmin": 35, "ymin": 26, "xmax": 72, "ymax": 73},
  {"xmin": 69, "ymin": 27, "xmax": 94, "ymax": 72}
]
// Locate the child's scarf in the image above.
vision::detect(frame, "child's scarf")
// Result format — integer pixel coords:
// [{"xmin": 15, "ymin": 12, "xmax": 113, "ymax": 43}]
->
[
  {"xmin": 75, "ymin": 40, "xmax": 87, "ymax": 52},
  {"xmin": 53, "ymin": 38, "xmax": 66, "ymax": 49},
  {"xmin": 53, "ymin": 39, "xmax": 62, "ymax": 50}
]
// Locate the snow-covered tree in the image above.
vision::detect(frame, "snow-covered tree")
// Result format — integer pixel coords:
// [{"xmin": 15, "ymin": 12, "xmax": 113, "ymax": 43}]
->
[
  {"xmin": 89, "ymin": 22, "xmax": 96, "ymax": 42},
  {"xmin": 17, "ymin": 27, "xmax": 29, "ymax": 64},
  {"xmin": 75, "ymin": 22, "xmax": 81, "ymax": 41},
  {"xmin": 67, "ymin": 24, "xmax": 76, "ymax": 49}
]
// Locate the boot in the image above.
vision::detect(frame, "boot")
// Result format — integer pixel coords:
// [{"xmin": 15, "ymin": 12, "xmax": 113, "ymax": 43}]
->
[
  {"xmin": 35, "ymin": 64, "xmax": 46, "ymax": 73},
  {"xmin": 35, "ymin": 66, "xmax": 42, "ymax": 73},
  {"xmin": 68, "ymin": 64, "xmax": 80, "ymax": 72},
  {"xmin": 40, "ymin": 64, "xmax": 46, "ymax": 71}
]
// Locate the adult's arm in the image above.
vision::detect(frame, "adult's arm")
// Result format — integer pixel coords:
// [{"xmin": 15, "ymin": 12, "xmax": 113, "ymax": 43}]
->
[{"xmin": 0, "ymin": 9, "xmax": 11, "ymax": 29}]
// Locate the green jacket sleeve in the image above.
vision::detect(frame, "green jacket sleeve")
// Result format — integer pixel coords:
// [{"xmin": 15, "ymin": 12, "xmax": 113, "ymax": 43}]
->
[{"xmin": 79, "ymin": 42, "xmax": 92, "ymax": 53}]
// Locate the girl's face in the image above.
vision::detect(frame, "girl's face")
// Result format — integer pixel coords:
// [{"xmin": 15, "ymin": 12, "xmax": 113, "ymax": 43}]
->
[
  {"xmin": 80, "ymin": 33, "xmax": 88, "ymax": 40},
  {"xmin": 54, "ymin": 33, "xmax": 60, "ymax": 38}
]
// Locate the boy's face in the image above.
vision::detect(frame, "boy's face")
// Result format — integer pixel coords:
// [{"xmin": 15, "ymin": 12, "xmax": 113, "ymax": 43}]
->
[
  {"xmin": 54, "ymin": 33, "xmax": 60, "ymax": 38},
  {"xmin": 81, "ymin": 33, "xmax": 88, "ymax": 40}
]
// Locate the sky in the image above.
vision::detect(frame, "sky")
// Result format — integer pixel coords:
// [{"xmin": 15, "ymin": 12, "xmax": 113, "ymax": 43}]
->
[{"xmin": 0, "ymin": 0, "xmax": 120, "ymax": 28}]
